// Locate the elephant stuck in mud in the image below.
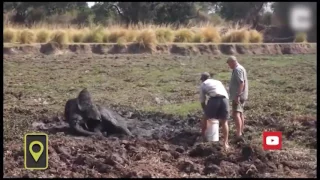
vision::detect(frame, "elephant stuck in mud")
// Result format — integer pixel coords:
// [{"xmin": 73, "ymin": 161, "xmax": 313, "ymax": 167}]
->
[{"xmin": 64, "ymin": 88, "xmax": 132, "ymax": 137}]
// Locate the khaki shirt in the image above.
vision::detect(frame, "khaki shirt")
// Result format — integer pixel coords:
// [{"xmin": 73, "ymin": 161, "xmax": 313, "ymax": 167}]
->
[{"xmin": 229, "ymin": 64, "xmax": 248, "ymax": 101}]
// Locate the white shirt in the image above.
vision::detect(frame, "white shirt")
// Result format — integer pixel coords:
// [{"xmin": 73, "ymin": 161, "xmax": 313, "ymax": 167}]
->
[{"xmin": 199, "ymin": 79, "xmax": 229, "ymax": 103}]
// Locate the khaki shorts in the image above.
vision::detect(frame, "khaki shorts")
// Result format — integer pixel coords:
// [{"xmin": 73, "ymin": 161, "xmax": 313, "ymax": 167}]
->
[{"xmin": 232, "ymin": 100, "xmax": 245, "ymax": 113}]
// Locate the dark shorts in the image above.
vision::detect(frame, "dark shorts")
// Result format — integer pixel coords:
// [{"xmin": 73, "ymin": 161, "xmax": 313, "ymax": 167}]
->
[{"xmin": 204, "ymin": 96, "xmax": 230, "ymax": 120}]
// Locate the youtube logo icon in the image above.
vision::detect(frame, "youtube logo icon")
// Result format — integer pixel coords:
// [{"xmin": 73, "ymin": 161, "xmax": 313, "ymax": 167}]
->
[{"xmin": 263, "ymin": 131, "xmax": 282, "ymax": 150}]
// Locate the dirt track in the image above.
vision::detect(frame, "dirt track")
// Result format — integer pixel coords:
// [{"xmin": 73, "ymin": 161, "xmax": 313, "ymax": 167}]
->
[{"xmin": 3, "ymin": 51, "xmax": 317, "ymax": 178}]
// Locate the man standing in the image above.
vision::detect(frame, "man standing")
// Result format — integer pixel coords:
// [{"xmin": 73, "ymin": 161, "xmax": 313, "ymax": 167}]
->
[
  {"xmin": 199, "ymin": 72, "xmax": 230, "ymax": 149},
  {"xmin": 227, "ymin": 56, "xmax": 248, "ymax": 139}
]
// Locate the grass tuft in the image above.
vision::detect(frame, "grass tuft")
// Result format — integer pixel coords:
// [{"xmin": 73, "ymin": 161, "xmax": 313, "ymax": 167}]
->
[
  {"xmin": 109, "ymin": 29, "xmax": 128, "ymax": 43},
  {"xmin": 72, "ymin": 31, "xmax": 85, "ymax": 43},
  {"xmin": 4, "ymin": 28, "xmax": 17, "ymax": 43},
  {"xmin": 102, "ymin": 31, "xmax": 110, "ymax": 43},
  {"xmin": 193, "ymin": 32, "xmax": 205, "ymax": 43},
  {"xmin": 156, "ymin": 28, "xmax": 175, "ymax": 43},
  {"xmin": 51, "ymin": 30, "xmax": 68, "ymax": 44},
  {"xmin": 221, "ymin": 29, "xmax": 250, "ymax": 43},
  {"xmin": 201, "ymin": 27, "xmax": 221, "ymax": 43},
  {"xmin": 294, "ymin": 32, "xmax": 307, "ymax": 43},
  {"xmin": 36, "ymin": 29, "xmax": 51, "ymax": 43},
  {"xmin": 116, "ymin": 37, "xmax": 127, "ymax": 46},
  {"xmin": 174, "ymin": 29, "xmax": 194, "ymax": 43},
  {"xmin": 136, "ymin": 29, "xmax": 157, "ymax": 50},
  {"xmin": 248, "ymin": 30, "xmax": 263, "ymax": 43},
  {"xmin": 19, "ymin": 29, "xmax": 36, "ymax": 44},
  {"xmin": 126, "ymin": 30, "xmax": 138, "ymax": 42},
  {"xmin": 83, "ymin": 27, "xmax": 104, "ymax": 43}
]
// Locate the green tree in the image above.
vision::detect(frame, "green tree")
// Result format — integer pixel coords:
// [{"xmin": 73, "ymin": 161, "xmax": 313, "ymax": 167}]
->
[
  {"xmin": 4, "ymin": 2, "xmax": 89, "ymax": 25},
  {"xmin": 72, "ymin": 6, "xmax": 95, "ymax": 26},
  {"xmin": 215, "ymin": 2, "xmax": 266, "ymax": 26},
  {"xmin": 91, "ymin": 2, "xmax": 119, "ymax": 25},
  {"xmin": 110, "ymin": 2, "xmax": 162, "ymax": 24},
  {"xmin": 153, "ymin": 2, "xmax": 199, "ymax": 25},
  {"xmin": 101, "ymin": 2, "xmax": 203, "ymax": 25}
]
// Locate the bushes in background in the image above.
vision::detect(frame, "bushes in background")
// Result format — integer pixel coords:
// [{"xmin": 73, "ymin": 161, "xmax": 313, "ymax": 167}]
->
[{"xmin": 3, "ymin": 24, "xmax": 268, "ymax": 45}]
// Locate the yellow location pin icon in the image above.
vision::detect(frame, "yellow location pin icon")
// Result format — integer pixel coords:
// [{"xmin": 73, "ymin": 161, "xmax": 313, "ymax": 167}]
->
[{"xmin": 29, "ymin": 141, "xmax": 44, "ymax": 162}]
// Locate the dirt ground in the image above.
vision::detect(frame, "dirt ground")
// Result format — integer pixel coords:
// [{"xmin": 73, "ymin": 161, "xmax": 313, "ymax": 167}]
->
[
  {"xmin": 3, "ymin": 52, "xmax": 317, "ymax": 178},
  {"xmin": 3, "ymin": 42, "xmax": 317, "ymax": 56}
]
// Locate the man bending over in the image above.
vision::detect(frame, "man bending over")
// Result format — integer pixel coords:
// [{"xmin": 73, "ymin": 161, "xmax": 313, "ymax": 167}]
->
[{"xmin": 199, "ymin": 72, "xmax": 230, "ymax": 150}]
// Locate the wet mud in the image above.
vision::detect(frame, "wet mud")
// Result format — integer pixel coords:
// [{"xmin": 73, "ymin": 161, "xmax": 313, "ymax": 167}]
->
[{"xmin": 3, "ymin": 106, "xmax": 317, "ymax": 178}]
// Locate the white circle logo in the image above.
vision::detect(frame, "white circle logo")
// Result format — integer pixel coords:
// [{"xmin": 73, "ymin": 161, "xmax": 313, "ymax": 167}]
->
[{"xmin": 289, "ymin": 4, "xmax": 313, "ymax": 32}]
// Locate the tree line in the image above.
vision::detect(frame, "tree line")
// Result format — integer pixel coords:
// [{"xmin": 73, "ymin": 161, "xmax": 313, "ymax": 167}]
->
[{"xmin": 2, "ymin": 2, "xmax": 285, "ymax": 26}]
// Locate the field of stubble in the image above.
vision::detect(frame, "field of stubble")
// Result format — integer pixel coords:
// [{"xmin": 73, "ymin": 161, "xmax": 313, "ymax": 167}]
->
[{"xmin": 3, "ymin": 53, "xmax": 317, "ymax": 178}]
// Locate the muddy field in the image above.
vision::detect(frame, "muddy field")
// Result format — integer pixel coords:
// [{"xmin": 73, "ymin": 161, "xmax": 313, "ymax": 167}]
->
[{"xmin": 3, "ymin": 51, "xmax": 317, "ymax": 178}]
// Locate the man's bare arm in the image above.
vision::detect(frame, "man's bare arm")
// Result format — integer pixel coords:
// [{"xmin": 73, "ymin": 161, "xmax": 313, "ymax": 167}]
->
[
  {"xmin": 199, "ymin": 85, "xmax": 206, "ymax": 112},
  {"xmin": 235, "ymin": 69, "xmax": 245, "ymax": 96},
  {"xmin": 238, "ymin": 81, "xmax": 245, "ymax": 96}
]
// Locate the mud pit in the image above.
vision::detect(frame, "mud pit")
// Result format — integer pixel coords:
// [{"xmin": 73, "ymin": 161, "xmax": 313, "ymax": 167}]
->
[
  {"xmin": 4, "ymin": 52, "xmax": 317, "ymax": 178},
  {"xmin": 4, "ymin": 107, "xmax": 317, "ymax": 178}
]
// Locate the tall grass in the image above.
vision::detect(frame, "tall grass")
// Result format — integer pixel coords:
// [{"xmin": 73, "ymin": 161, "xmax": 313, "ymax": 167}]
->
[
  {"xmin": 19, "ymin": 29, "xmax": 36, "ymax": 44},
  {"xmin": 3, "ymin": 28, "xmax": 16, "ymax": 43},
  {"xmin": 36, "ymin": 29, "xmax": 51, "ymax": 43},
  {"xmin": 294, "ymin": 32, "xmax": 307, "ymax": 43},
  {"xmin": 3, "ymin": 23, "xmax": 266, "ymax": 44},
  {"xmin": 136, "ymin": 29, "xmax": 157, "ymax": 50},
  {"xmin": 201, "ymin": 26, "xmax": 221, "ymax": 43}
]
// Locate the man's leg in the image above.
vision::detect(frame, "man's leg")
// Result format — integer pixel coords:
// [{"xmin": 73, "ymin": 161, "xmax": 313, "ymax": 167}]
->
[
  {"xmin": 221, "ymin": 119, "xmax": 229, "ymax": 149},
  {"xmin": 232, "ymin": 101, "xmax": 243, "ymax": 137},
  {"xmin": 201, "ymin": 114, "xmax": 208, "ymax": 139},
  {"xmin": 240, "ymin": 102, "xmax": 245, "ymax": 134},
  {"xmin": 203, "ymin": 98, "xmax": 220, "ymax": 141},
  {"xmin": 240, "ymin": 112, "xmax": 244, "ymax": 134},
  {"xmin": 220, "ymin": 98, "xmax": 230, "ymax": 150}
]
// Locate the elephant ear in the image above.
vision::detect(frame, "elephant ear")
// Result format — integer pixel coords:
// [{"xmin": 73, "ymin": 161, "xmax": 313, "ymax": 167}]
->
[{"xmin": 77, "ymin": 88, "xmax": 94, "ymax": 111}]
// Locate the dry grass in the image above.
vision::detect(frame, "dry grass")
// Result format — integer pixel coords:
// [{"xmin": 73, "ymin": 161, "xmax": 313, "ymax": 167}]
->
[
  {"xmin": 155, "ymin": 28, "xmax": 175, "ymax": 43},
  {"xmin": 36, "ymin": 29, "xmax": 51, "ymax": 43},
  {"xmin": 51, "ymin": 30, "xmax": 68, "ymax": 44},
  {"xmin": 83, "ymin": 27, "xmax": 105, "ymax": 43},
  {"xmin": 3, "ymin": 23, "xmax": 267, "ymax": 44},
  {"xmin": 19, "ymin": 29, "xmax": 36, "ymax": 44},
  {"xmin": 201, "ymin": 26, "xmax": 221, "ymax": 43},
  {"xmin": 72, "ymin": 31, "xmax": 85, "ymax": 43},
  {"xmin": 174, "ymin": 29, "xmax": 194, "ymax": 42},
  {"xmin": 3, "ymin": 28, "xmax": 17, "ymax": 43},
  {"xmin": 249, "ymin": 30, "xmax": 264, "ymax": 43},
  {"xmin": 192, "ymin": 32, "xmax": 205, "ymax": 43},
  {"xmin": 294, "ymin": 32, "xmax": 307, "ymax": 43},
  {"xmin": 221, "ymin": 28, "xmax": 250, "ymax": 43},
  {"xmin": 136, "ymin": 29, "xmax": 157, "ymax": 50}
]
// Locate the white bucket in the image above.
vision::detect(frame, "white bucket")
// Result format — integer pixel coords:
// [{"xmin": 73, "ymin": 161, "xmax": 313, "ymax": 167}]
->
[{"xmin": 205, "ymin": 119, "xmax": 219, "ymax": 142}]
